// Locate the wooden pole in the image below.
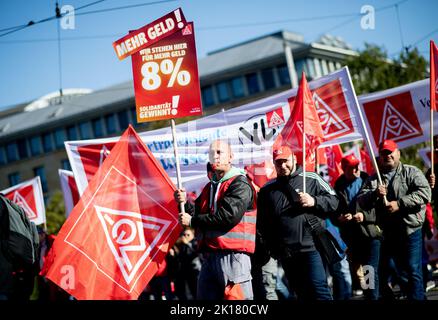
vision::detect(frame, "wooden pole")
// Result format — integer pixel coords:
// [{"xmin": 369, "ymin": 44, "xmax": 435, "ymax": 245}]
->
[{"xmin": 171, "ymin": 119, "xmax": 185, "ymax": 213}]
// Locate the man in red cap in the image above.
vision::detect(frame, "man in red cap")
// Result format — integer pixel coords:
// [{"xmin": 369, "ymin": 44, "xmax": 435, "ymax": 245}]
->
[
  {"xmin": 257, "ymin": 145, "xmax": 339, "ymax": 300},
  {"xmin": 334, "ymin": 153, "xmax": 381, "ymax": 300},
  {"xmin": 357, "ymin": 139, "xmax": 431, "ymax": 300}
]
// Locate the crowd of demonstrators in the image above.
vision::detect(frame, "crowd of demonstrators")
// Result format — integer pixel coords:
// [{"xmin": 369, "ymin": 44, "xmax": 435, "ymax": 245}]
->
[{"xmin": 2, "ymin": 138, "xmax": 437, "ymax": 301}]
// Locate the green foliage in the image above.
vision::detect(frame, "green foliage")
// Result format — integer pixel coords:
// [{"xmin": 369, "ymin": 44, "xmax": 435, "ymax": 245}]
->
[
  {"xmin": 346, "ymin": 44, "xmax": 429, "ymax": 172},
  {"xmin": 45, "ymin": 190, "xmax": 66, "ymax": 235}
]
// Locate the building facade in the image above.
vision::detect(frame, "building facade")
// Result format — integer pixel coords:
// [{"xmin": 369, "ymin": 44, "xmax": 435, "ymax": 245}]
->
[{"xmin": 0, "ymin": 31, "xmax": 357, "ymax": 201}]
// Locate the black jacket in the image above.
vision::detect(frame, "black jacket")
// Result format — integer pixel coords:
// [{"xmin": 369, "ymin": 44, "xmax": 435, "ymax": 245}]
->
[
  {"xmin": 333, "ymin": 172, "xmax": 381, "ymax": 243},
  {"xmin": 257, "ymin": 166, "xmax": 339, "ymax": 259},
  {"xmin": 185, "ymin": 174, "xmax": 254, "ymax": 232}
]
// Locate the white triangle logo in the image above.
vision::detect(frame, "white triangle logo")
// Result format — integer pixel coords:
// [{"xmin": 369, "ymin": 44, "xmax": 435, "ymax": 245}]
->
[
  {"xmin": 313, "ymin": 93, "xmax": 350, "ymax": 139},
  {"xmin": 99, "ymin": 146, "xmax": 111, "ymax": 166},
  {"xmin": 13, "ymin": 191, "xmax": 37, "ymax": 220},
  {"xmin": 95, "ymin": 205, "xmax": 172, "ymax": 286},
  {"xmin": 378, "ymin": 100, "xmax": 421, "ymax": 143},
  {"xmin": 268, "ymin": 111, "xmax": 284, "ymax": 127}
]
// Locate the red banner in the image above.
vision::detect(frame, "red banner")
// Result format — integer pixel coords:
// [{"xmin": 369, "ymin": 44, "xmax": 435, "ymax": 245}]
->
[
  {"xmin": 113, "ymin": 8, "xmax": 186, "ymax": 60},
  {"xmin": 43, "ymin": 126, "xmax": 181, "ymax": 300},
  {"xmin": 131, "ymin": 22, "xmax": 202, "ymax": 122}
]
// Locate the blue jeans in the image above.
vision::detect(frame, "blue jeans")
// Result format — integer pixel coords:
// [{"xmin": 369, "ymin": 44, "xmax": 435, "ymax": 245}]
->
[
  {"xmin": 381, "ymin": 228, "xmax": 424, "ymax": 300},
  {"xmin": 282, "ymin": 250, "xmax": 333, "ymax": 300},
  {"xmin": 362, "ymin": 238, "xmax": 381, "ymax": 300},
  {"xmin": 329, "ymin": 256, "xmax": 352, "ymax": 300}
]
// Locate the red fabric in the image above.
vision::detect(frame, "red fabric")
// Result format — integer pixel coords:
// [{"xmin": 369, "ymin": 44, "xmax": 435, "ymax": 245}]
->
[
  {"xmin": 274, "ymin": 72, "xmax": 324, "ymax": 172},
  {"xmin": 426, "ymin": 203, "xmax": 435, "ymax": 234},
  {"xmin": 324, "ymin": 145, "xmax": 344, "ymax": 187},
  {"xmin": 42, "ymin": 125, "xmax": 181, "ymax": 300},
  {"xmin": 431, "ymin": 40, "xmax": 438, "ymax": 112},
  {"xmin": 245, "ymin": 160, "xmax": 277, "ymax": 190},
  {"xmin": 360, "ymin": 146, "xmax": 376, "ymax": 175}
]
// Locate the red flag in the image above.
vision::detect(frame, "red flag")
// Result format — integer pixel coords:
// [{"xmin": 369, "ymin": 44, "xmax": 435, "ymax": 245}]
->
[
  {"xmin": 274, "ymin": 72, "xmax": 324, "ymax": 171},
  {"xmin": 324, "ymin": 145, "xmax": 344, "ymax": 186},
  {"xmin": 245, "ymin": 160, "xmax": 277, "ymax": 191},
  {"xmin": 431, "ymin": 40, "xmax": 438, "ymax": 111},
  {"xmin": 360, "ymin": 146, "xmax": 376, "ymax": 175},
  {"xmin": 1, "ymin": 177, "xmax": 46, "ymax": 226},
  {"xmin": 42, "ymin": 125, "xmax": 181, "ymax": 300}
]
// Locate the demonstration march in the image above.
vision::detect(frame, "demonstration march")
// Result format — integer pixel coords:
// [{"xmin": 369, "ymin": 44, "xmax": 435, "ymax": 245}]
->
[{"xmin": 1, "ymin": 2, "xmax": 438, "ymax": 304}]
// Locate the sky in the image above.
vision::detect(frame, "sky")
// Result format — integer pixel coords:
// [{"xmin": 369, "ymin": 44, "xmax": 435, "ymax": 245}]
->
[{"xmin": 0, "ymin": 0, "xmax": 437, "ymax": 110}]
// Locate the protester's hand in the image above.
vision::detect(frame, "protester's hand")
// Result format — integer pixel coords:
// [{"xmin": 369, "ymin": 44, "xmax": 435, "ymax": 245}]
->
[
  {"xmin": 298, "ymin": 192, "xmax": 315, "ymax": 207},
  {"xmin": 376, "ymin": 184, "xmax": 387, "ymax": 198},
  {"xmin": 178, "ymin": 212, "xmax": 192, "ymax": 227},
  {"xmin": 429, "ymin": 173, "xmax": 435, "ymax": 189},
  {"xmin": 174, "ymin": 188, "xmax": 187, "ymax": 204},
  {"xmin": 338, "ymin": 213, "xmax": 353, "ymax": 223},
  {"xmin": 353, "ymin": 212, "xmax": 364, "ymax": 223},
  {"xmin": 386, "ymin": 201, "xmax": 399, "ymax": 213},
  {"xmin": 169, "ymin": 248, "xmax": 175, "ymax": 256}
]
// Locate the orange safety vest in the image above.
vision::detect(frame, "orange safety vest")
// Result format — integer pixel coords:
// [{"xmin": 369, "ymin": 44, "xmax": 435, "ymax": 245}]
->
[{"xmin": 197, "ymin": 175, "xmax": 256, "ymax": 253}]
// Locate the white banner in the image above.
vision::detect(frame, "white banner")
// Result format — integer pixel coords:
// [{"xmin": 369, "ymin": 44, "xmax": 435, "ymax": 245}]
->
[
  {"xmin": 66, "ymin": 67, "xmax": 362, "ymax": 195},
  {"xmin": 358, "ymin": 78, "xmax": 433, "ymax": 153},
  {"xmin": 1, "ymin": 176, "xmax": 46, "ymax": 225},
  {"xmin": 58, "ymin": 169, "xmax": 79, "ymax": 218}
]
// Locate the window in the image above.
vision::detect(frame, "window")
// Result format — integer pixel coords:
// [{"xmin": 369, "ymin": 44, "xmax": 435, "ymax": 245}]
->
[
  {"xmin": 67, "ymin": 125, "xmax": 78, "ymax": 140},
  {"xmin": 92, "ymin": 118, "xmax": 104, "ymax": 137},
  {"xmin": 6, "ymin": 142, "xmax": 18, "ymax": 162},
  {"xmin": 33, "ymin": 166, "xmax": 48, "ymax": 193},
  {"xmin": 117, "ymin": 110, "xmax": 130, "ymax": 131},
  {"xmin": 277, "ymin": 64, "xmax": 291, "ymax": 86},
  {"xmin": 261, "ymin": 68, "xmax": 276, "ymax": 90},
  {"xmin": 216, "ymin": 81, "xmax": 230, "ymax": 103},
  {"xmin": 201, "ymin": 86, "xmax": 215, "ymax": 107},
  {"xmin": 42, "ymin": 132, "xmax": 54, "ymax": 153},
  {"xmin": 17, "ymin": 139, "xmax": 28, "ymax": 159},
  {"xmin": 230, "ymin": 77, "xmax": 245, "ymax": 98},
  {"xmin": 105, "ymin": 114, "xmax": 117, "ymax": 134},
  {"xmin": 54, "ymin": 128, "xmax": 66, "ymax": 149},
  {"xmin": 314, "ymin": 58, "xmax": 322, "ymax": 78},
  {"xmin": 8, "ymin": 172, "xmax": 20, "ymax": 186},
  {"xmin": 30, "ymin": 136, "xmax": 42, "ymax": 156},
  {"xmin": 61, "ymin": 159, "xmax": 71, "ymax": 171},
  {"xmin": 79, "ymin": 121, "xmax": 92, "ymax": 139},
  {"xmin": 130, "ymin": 108, "xmax": 139, "ymax": 127},
  {"xmin": 0, "ymin": 147, "xmax": 6, "ymax": 165},
  {"xmin": 294, "ymin": 59, "xmax": 307, "ymax": 77},
  {"xmin": 307, "ymin": 58, "xmax": 316, "ymax": 78},
  {"xmin": 245, "ymin": 72, "xmax": 260, "ymax": 94},
  {"xmin": 321, "ymin": 59, "xmax": 329, "ymax": 75}
]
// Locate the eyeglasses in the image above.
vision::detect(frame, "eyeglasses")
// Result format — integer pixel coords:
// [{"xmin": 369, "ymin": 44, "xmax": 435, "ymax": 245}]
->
[{"xmin": 182, "ymin": 233, "xmax": 191, "ymax": 237}]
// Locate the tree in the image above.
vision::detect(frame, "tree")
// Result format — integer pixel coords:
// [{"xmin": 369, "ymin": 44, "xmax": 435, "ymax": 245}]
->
[
  {"xmin": 346, "ymin": 44, "xmax": 429, "ymax": 169},
  {"xmin": 45, "ymin": 190, "xmax": 66, "ymax": 235}
]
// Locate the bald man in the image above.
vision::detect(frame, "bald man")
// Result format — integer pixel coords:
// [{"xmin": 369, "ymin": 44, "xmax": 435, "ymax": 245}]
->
[{"xmin": 174, "ymin": 140, "xmax": 256, "ymax": 300}]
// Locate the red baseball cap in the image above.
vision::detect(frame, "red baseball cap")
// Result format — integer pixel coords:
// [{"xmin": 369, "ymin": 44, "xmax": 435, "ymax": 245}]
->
[
  {"xmin": 273, "ymin": 146, "xmax": 293, "ymax": 160},
  {"xmin": 379, "ymin": 139, "xmax": 398, "ymax": 152},
  {"xmin": 341, "ymin": 154, "xmax": 360, "ymax": 168}
]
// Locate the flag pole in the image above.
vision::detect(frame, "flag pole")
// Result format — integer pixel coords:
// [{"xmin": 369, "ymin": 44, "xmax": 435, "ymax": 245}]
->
[
  {"xmin": 345, "ymin": 67, "xmax": 387, "ymax": 205},
  {"xmin": 303, "ymin": 125, "xmax": 306, "ymax": 194},
  {"xmin": 170, "ymin": 119, "xmax": 185, "ymax": 213},
  {"xmin": 431, "ymin": 107, "xmax": 434, "ymax": 176}
]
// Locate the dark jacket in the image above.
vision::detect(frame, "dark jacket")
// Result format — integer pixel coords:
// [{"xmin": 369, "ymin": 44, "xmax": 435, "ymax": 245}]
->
[
  {"xmin": 257, "ymin": 166, "xmax": 339, "ymax": 259},
  {"xmin": 185, "ymin": 171, "xmax": 254, "ymax": 241},
  {"xmin": 357, "ymin": 163, "xmax": 431, "ymax": 236},
  {"xmin": 0, "ymin": 197, "xmax": 14, "ymax": 296},
  {"xmin": 333, "ymin": 172, "xmax": 381, "ymax": 243}
]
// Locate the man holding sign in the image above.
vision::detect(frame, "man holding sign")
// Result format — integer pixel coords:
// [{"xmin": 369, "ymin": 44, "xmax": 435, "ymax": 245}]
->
[{"xmin": 174, "ymin": 140, "xmax": 256, "ymax": 300}]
